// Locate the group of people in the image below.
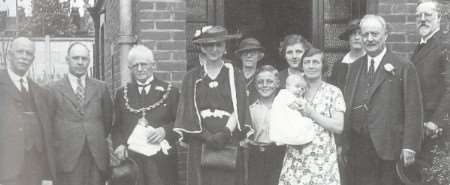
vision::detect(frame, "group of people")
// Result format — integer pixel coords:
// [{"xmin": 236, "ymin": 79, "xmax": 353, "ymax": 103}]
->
[{"xmin": 0, "ymin": 1, "xmax": 448, "ymax": 185}]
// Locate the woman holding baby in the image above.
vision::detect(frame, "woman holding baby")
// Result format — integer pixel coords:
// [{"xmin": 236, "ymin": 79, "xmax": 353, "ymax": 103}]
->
[{"xmin": 278, "ymin": 47, "xmax": 346, "ymax": 185}]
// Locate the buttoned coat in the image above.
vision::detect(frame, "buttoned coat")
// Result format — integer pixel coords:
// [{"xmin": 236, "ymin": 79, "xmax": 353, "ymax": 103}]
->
[
  {"xmin": 410, "ymin": 31, "xmax": 450, "ymax": 127},
  {"xmin": 0, "ymin": 70, "xmax": 56, "ymax": 181},
  {"xmin": 343, "ymin": 51, "xmax": 423, "ymax": 160},
  {"xmin": 47, "ymin": 75, "xmax": 113, "ymax": 173}
]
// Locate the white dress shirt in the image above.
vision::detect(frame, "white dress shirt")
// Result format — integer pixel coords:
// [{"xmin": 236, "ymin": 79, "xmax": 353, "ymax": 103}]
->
[
  {"xmin": 7, "ymin": 68, "xmax": 29, "ymax": 92},
  {"xmin": 367, "ymin": 47, "xmax": 387, "ymax": 72},
  {"xmin": 137, "ymin": 76, "xmax": 153, "ymax": 95},
  {"xmin": 68, "ymin": 73, "xmax": 86, "ymax": 93}
]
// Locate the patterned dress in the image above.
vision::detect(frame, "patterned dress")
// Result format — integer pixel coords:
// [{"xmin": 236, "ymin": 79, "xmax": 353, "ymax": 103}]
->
[{"xmin": 278, "ymin": 82, "xmax": 345, "ymax": 185}]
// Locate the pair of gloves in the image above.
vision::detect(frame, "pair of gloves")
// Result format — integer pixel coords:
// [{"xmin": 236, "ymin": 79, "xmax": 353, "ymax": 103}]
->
[{"xmin": 202, "ymin": 128, "xmax": 232, "ymax": 149}]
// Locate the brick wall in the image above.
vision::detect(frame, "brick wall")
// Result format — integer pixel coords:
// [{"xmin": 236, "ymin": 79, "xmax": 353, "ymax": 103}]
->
[
  {"xmin": 136, "ymin": 0, "xmax": 187, "ymax": 88},
  {"xmin": 378, "ymin": 0, "xmax": 450, "ymax": 59}
]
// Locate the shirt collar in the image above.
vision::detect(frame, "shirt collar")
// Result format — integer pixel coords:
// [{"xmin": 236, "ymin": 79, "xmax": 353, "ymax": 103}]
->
[
  {"xmin": 7, "ymin": 67, "xmax": 29, "ymax": 91},
  {"xmin": 136, "ymin": 76, "xmax": 153, "ymax": 86},
  {"xmin": 420, "ymin": 28, "xmax": 439, "ymax": 44},
  {"xmin": 367, "ymin": 47, "xmax": 387, "ymax": 71},
  {"xmin": 68, "ymin": 72, "xmax": 86, "ymax": 86}
]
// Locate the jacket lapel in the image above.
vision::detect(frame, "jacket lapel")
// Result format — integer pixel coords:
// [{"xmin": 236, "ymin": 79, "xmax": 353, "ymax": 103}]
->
[
  {"xmin": 346, "ymin": 57, "xmax": 365, "ymax": 109},
  {"xmin": 83, "ymin": 78, "xmax": 97, "ymax": 106},
  {"xmin": 59, "ymin": 75, "xmax": 82, "ymax": 108},
  {"xmin": 146, "ymin": 78, "xmax": 165, "ymax": 103},
  {"xmin": 411, "ymin": 32, "xmax": 441, "ymax": 64},
  {"xmin": 0, "ymin": 70, "xmax": 22, "ymax": 101},
  {"xmin": 367, "ymin": 52, "xmax": 391, "ymax": 101}
]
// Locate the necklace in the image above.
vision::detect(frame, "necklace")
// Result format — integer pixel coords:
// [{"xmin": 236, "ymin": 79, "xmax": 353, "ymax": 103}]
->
[{"xmin": 123, "ymin": 83, "xmax": 172, "ymax": 126}]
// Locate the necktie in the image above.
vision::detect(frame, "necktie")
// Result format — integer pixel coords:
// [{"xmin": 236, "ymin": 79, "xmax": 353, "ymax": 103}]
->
[
  {"xmin": 75, "ymin": 78, "xmax": 84, "ymax": 105},
  {"xmin": 417, "ymin": 42, "xmax": 426, "ymax": 51},
  {"xmin": 19, "ymin": 78, "xmax": 28, "ymax": 97},
  {"xmin": 368, "ymin": 59, "xmax": 375, "ymax": 85}
]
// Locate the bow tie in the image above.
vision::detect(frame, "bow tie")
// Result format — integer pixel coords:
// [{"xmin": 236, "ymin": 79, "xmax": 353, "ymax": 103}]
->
[{"xmin": 137, "ymin": 83, "xmax": 150, "ymax": 87}]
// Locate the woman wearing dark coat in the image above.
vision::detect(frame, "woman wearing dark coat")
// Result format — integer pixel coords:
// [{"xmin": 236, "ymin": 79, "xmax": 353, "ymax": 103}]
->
[{"xmin": 174, "ymin": 26, "xmax": 252, "ymax": 185}]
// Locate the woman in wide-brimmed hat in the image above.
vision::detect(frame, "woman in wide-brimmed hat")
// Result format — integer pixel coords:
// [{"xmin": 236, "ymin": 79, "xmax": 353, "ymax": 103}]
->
[
  {"xmin": 174, "ymin": 25, "xmax": 252, "ymax": 185},
  {"xmin": 328, "ymin": 19, "xmax": 365, "ymax": 90}
]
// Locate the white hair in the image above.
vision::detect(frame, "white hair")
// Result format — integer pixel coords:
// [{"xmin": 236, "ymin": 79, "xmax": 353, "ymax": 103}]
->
[
  {"xmin": 127, "ymin": 45, "xmax": 154, "ymax": 65},
  {"xmin": 360, "ymin": 14, "xmax": 388, "ymax": 33}
]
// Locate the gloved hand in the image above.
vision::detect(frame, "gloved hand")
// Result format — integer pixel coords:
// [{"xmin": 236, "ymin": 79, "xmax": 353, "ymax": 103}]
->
[{"xmin": 203, "ymin": 128, "xmax": 231, "ymax": 149}]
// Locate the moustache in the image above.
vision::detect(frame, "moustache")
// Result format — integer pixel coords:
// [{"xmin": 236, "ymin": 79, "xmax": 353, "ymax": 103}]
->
[{"xmin": 419, "ymin": 22, "xmax": 429, "ymax": 28}]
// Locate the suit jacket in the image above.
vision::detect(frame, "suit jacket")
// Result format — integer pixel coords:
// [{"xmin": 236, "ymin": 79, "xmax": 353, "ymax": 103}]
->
[
  {"xmin": 47, "ymin": 75, "xmax": 113, "ymax": 173},
  {"xmin": 0, "ymin": 70, "xmax": 56, "ymax": 181},
  {"xmin": 411, "ymin": 31, "xmax": 450, "ymax": 127},
  {"xmin": 112, "ymin": 77, "xmax": 179, "ymax": 148},
  {"xmin": 343, "ymin": 51, "xmax": 423, "ymax": 160}
]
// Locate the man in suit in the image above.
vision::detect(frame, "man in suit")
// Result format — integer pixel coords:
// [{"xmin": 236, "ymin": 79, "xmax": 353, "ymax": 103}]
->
[
  {"xmin": 343, "ymin": 15, "xmax": 423, "ymax": 185},
  {"xmin": 0, "ymin": 37, "xmax": 56, "ymax": 185},
  {"xmin": 413, "ymin": 0, "xmax": 450, "ymax": 145},
  {"xmin": 48, "ymin": 42, "xmax": 113, "ymax": 185},
  {"xmin": 112, "ymin": 45, "xmax": 179, "ymax": 185}
]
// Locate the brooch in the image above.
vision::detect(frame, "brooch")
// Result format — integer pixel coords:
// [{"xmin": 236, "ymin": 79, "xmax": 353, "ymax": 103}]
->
[
  {"xmin": 209, "ymin": 81, "xmax": 219, "ymax": 88},
  {"xmin": 155, "ymin": 86, "xmax": 165, "ymax": 91}
]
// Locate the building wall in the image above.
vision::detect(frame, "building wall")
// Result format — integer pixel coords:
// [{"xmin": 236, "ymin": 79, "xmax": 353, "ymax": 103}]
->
[
  {"xmin": 379, "ymin": 0, "xmax": 450, "ymax": 59},
  {"xmin": 104, "ymin": 0, "xmax": 120, "ymax": 90}
]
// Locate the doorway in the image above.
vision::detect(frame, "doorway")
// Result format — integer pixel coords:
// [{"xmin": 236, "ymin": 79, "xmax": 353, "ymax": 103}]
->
[{"xmin": 225, "ymin": 0, "xmax": 313, "ymax": 70}]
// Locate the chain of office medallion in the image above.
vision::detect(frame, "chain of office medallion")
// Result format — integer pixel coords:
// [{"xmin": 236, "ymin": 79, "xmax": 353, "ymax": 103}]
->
[{"xmin": 123, "ymin": 83, "xmax": 172, "ymax": 114}]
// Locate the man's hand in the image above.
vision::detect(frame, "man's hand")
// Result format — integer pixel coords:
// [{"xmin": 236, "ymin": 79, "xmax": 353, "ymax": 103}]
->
[
  {"xmin": 424, "ymin": 121, "xmax": 442, "ymax": 139},
  {"xmin": 113, "ymin": 145, "xmax": 127, "ymax": 161},
  {"xmin": 401, "ymin": 149, "xmax": 416, "ymax": 166},
  {"xmin": 147, "ymin": 127, "xmax": 166, "ymax": 144}
]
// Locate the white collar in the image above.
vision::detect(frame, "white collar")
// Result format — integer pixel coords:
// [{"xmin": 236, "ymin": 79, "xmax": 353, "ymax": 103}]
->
[
  {"xmin": 136, "ymin": 76, "xmax": 153, "ymax": 86},
  {"xmin": 68, "ymin": 73, "xmax": 86, "ymax": 92},
  {"xmin": 342, "ymin": 51, "xmax": 365, "ymax": 64},
  {"xmin": 420, "ymin": 28, "xmax": 439, "ymax": 44},
  {"xmin": 7, "ymin": 67, "xmax": 29, "ymax": 91},
  {"xmin": 367, "ymin": 47, "xmax": 387, "ymax": 71}
]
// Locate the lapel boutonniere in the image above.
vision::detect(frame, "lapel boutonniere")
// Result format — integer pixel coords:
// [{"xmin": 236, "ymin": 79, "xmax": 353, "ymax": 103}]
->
[
  {"xmin": 155, "ymin": 86, "xmax": 165, "ymax": 92},
  {"xmin": 384, "ymin": 63, "xmax": 395, "ymax": 76}
]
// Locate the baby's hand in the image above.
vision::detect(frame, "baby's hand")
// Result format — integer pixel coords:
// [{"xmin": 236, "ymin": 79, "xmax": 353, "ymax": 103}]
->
[{"xmin": 288, "ymin": 100, "xmax": 304, "ymax": 111}]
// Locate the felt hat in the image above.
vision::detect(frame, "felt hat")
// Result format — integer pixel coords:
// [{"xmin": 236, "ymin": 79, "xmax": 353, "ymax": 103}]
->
[
  {"xmin": 235, "ymin": 38, "xmax": 264, "ymax": 54},
  {"xmin": 395, "ymin": 159, "xmax": 430, "ymax": 185},
  {"xmin": 338, "ymin": 19, "xmax": 361, "ymax": 41}
]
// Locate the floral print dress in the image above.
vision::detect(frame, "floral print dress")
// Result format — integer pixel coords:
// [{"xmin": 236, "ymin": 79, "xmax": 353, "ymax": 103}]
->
[{"xmin": 278, "ymin": 82, "xmax": 346, "ymax": 185}]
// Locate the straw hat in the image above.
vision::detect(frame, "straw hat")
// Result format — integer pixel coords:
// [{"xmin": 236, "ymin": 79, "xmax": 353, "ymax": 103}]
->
[{"xmin": 192, "ymin": 25, "xmax": 241, "ymax": 44}]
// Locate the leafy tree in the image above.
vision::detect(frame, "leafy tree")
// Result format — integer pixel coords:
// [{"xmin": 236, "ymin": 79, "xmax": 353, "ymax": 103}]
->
[{"xmin": 18, "ymin": 0, "xmax": 76, "ymax": 37}]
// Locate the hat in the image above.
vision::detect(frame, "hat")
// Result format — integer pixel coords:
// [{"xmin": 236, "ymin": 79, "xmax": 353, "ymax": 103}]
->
[
  {"xmin": 192, "ymin": 26, "xmax": 241, "ymax": 44},
  {"xmin": 235, "ymin": 38, "xmax": 264, "ymax": 54},
  {"xmin": 110, "ymin": 158, "xmax": 140, "ymax": 185},
  {"xmin": 338, "ymin": 19, "xmax": 361, "ymax": 41},
  {"xmin": 395, "ymin": 159, "xmax": 430, "ymax": 185}
]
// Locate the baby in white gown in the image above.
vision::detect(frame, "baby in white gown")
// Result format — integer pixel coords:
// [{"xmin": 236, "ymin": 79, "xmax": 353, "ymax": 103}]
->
[{"xmin": 269, "ymin": 74, "xmax": 314, "ymax": 145}]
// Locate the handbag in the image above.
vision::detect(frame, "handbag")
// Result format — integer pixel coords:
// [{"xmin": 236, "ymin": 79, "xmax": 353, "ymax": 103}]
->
[{"xmin": 201, "ymin": 143, "xmax": 239, "ymax": 170}]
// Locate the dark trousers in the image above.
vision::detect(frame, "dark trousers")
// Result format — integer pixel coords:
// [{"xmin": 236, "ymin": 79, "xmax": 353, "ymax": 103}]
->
[
  {"xmin": 248, "ymin": 144, "xmax": 285, "ymax": 185},
  {"xmin": 128, "ymin": 150, "xmax": 177, "ymax": 185},
  {"xmin": 2, "ymin": 147, "xmax": 45, "ymax": 185},
  {"xmin": 348, "ymin": 130, "xmax": 399, "ymax": 185},
  {"xmin": 57, "ymin": 144, "xmax": 104, "ymax": 185}
]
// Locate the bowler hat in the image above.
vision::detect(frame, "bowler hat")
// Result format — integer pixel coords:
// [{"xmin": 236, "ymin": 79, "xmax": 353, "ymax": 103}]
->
[
  {"xmin": 192, "ymin": 26, "xmax": 241, "ymax": 44},
  {"xmin": 235, "ymin": 38, "xmax": 264, "ymax": 54},
  {"xmin": 338, "ymin": 19, "xmax": 361, "ymax": 41},
  {"xmin": 395, "ymin": 159, "xmax": 430, "ymax": 185}
]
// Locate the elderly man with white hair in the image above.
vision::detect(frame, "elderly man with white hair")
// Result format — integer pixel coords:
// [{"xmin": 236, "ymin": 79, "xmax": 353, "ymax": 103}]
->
[
  {"xmin": 111, "ymin": 44, "xmax": 180, "ymax": 185},
  {"xmin": 343, "ymin": 14, "xmax": 423, "ymax": 185}
]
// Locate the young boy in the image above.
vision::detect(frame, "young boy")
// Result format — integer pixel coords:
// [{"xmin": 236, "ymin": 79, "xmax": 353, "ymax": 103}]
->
[{"xmin": 270, "ymin": 74, "xmax": 314, "ymax": 145}]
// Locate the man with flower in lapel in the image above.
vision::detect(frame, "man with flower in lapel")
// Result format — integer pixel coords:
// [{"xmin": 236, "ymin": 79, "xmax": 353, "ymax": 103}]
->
[
  {"xmin": 343, "ymin": 14, "xmax": 423, "ymax": 185},
  {"xmin": 112, "ymin": 45, "xmax": 179, "ymax": 185},
  {"xmin": 47, "ymin": 42, "xmax": 113, "ymax": 185},
  {"xmin": 412, "ymin": 1, "xmax": 450, "ymax": 183},
  {"xmin": 0, "ymin": 37, "xmax": 56, "ymax": 185}
]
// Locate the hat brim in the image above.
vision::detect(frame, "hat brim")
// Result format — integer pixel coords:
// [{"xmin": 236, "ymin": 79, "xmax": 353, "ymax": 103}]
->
[
  {"xmin": 192, "ymin": 34, "xmax": 242, "ymax": 44},
  {"xmin": 395, "ymin": 159, "xmax": 429, "ymax": 185},
  {"xmin": 338, "ymin": 26, "xmax": 360, "ymax": 41},
  {"xmin": 235, "ymin": 46, "xmax": 265, "ymax": 54}
]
